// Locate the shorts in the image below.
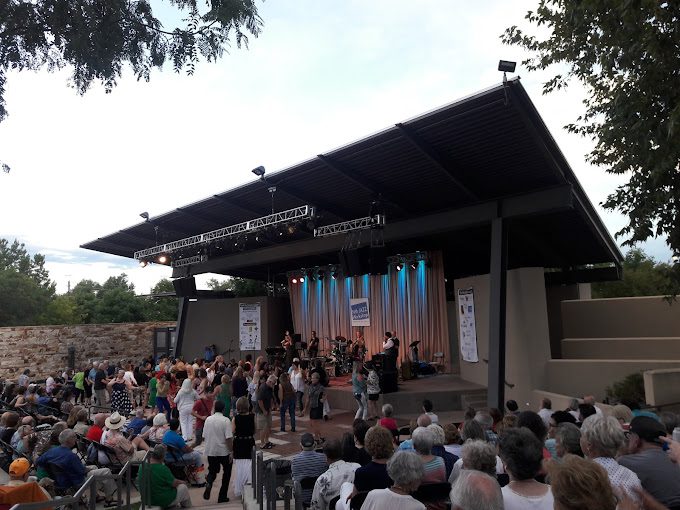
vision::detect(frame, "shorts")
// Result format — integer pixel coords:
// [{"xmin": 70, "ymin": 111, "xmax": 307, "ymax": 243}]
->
[
  {"xmin": 256, "ymin": 412, "xmax": 272, "ymax": 429},
  {"xmin": 310, "ymin": 406, "xmax": 323, "ymax": 420},
  {"xmin": 368, "ymin": 394, "xmax": 379, "ymax": 401}
]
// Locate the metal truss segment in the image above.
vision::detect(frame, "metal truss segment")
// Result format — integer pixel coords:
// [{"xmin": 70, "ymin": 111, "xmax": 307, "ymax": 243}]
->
[{"xmin": 314, "ymin": 214, "xmax": 385, "ymax": 238}]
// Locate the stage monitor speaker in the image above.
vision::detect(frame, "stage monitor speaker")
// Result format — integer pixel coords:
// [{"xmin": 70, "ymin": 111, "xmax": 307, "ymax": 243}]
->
[
  {"xmin": 381, "ymin": 371, "xmax": 399, "ymax": 394},
  {"xmin": 173, "ymin": 276, "xmax": 197, "ymax": 298}
]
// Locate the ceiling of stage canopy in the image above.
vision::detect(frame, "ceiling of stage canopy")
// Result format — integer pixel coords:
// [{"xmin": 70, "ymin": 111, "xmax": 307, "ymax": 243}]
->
[{"xmin": 82, "ymin": 78, "xmax": 623, "ymax": 282}]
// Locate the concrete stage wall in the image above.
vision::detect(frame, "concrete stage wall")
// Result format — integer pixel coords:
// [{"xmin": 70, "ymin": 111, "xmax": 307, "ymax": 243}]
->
[{"xmin": 180, "ymin": 296, "xmax": 292, "ymax": 361}]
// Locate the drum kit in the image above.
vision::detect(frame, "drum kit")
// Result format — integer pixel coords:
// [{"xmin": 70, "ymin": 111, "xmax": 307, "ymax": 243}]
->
[{"xmin": 328, "ymin": 336, "xmax": 354, "ymax": 376}]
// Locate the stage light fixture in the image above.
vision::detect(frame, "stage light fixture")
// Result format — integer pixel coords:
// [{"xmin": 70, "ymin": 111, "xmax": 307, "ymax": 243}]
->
[
  {"xmin": 139, "ymin": 260, "xmax": 148, "ymax": 268},
  {"xmin": 287, "ymin": 224, "xmax": 296, "ymax": 235},
  {"xmin": 139, "ymin": 212, "xmax": 150, "ymax": 222},
  {"xmin": 291, "ymin": 278, "xmax": 298, "ymax": 284},
  {"xmin": 252, "ymin": 166, "xmax": 266, "ymax": 178},
  {"xmin": 158, "ymin": 255, "xmax": 168, "ymax": 264},
  {"xmin": 410, "ymin": 261, "xmax": 417, "ymax": 270},
  {"xmin": 331, "ymin": 271, "xmax": 338, "ymax": 280},
  {"xmin": 317, "ymin": 270, "xmax": 325, "ymax": 280},
  {"xmin": 299, "ymin": 276, "xmax": 305, "ymax": 283},
  {"xmin": 498, "ymin": 60, "xmax": 516, "ymax": 73},
  {"xmin": 396, "ymin": 263, "xmax": 403, "ymax": 271}
]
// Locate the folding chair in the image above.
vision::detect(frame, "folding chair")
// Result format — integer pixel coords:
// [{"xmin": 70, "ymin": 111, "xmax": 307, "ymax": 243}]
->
[{"xmin": 164, "ymin": 444, "xmax": 192, "ymax": 483}]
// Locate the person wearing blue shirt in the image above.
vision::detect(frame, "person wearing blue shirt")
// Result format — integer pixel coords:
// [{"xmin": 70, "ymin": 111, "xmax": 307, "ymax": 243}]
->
[
  {"xmin": 163, "ymin": 419, "xmax": 202, "ymax": 466},
  {"xmin": 126, "ymin": 409, "xmax": 148, "ymax": 436},
  {"xmin": 37, "ymin": 429, "xmax": 116, "ymax": 499}
]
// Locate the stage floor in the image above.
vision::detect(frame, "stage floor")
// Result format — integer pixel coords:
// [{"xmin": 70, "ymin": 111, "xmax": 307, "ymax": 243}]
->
[{"xmin": 325, "ymin": 373, "xmax": 487, "ymax": 418}]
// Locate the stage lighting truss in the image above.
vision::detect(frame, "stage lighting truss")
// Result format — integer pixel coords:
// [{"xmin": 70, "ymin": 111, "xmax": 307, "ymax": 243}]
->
[
  {"xmin": 313, "ymin": 214, "xmax": 385, "ymax": 238},
  {"xmin": 387, "ymin": 251, "xmax": 430, "ymax": 270},
  {"xmin": 287, "ymin": 264, "xmax": 341, "ymax": 284},
  {"xmin": 134, "ymin": 205, "xmax": 315, "ymax": 261},
  {"xmin": 171, "ymin": 254, "xmax": 207, "ymax": 268}
]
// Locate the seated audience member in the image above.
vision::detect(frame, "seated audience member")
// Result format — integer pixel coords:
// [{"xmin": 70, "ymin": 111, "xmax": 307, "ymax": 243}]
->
[
  {"xmin": 583, "ymin": 395, "xmax": 603, "ymax": 416},
  {"xmin": 537, "ymin": 398, "xmax": 553, "ymax": 427},
  {"xmin": 0, "ymin": 412, "xmax": 20, "ymax": 443},
  {"xmin": 72, "ymin": 409, "xmax": 89, "ymax": 436},
  {"xmin": 496, "ymin": 414, "xmax": 517, "ymax": 434},
  {"xmin": 449, "ymin": 469, "xmax": 503, "ymax": 510},
  {"xmin": 460, "ymin": 419, "xmax": 485, "ymax": 443},
  {"xmin": 37, "ymin": 429, "xmax": 116, "ymax": 501},
  {"xmin": 422, "ymin": 400, "xmax": 438, "ymax": 424},
  {"xmin": 566, "ymin": 398, "xmax": 580, "ymax": 421},
  {"xmin": 31, "ymin": 422, "xmax": 68, "ymax": 464},
  {"xmin": 548, "ymin": 454, "xmax": 617, "ymax": 510},
  {"xmin": 612, "ymin": 404, "xmax": 634, "ymax": 429},
  {"xmin": 162, "ymin": 419, "xmax": 202, "ymax": 467},
  {"xmin": 554, "ymin": 423, "xmax": 583, "ymax": 458},
  {"xmin": 545, "ymin": 411, "xmax": 577, "ymax": 459},
  {"xmin": 126, "ymin": 408, "xmax": 147, "ymax": 436},
  {"xmin": 86, "ymin": 413, "xmax": 107, "ymax": 442},
  {"xmin": 352, "ymin": 420, "xmax": 372, "ymax": 466},
  {"xmin": 412, "ymin": 427, "xmax": 446, "ymax": 484},
  {"xmin": 498, "ymin": 428, "xmax": 554, "ymax": 510},
  {"xmin": 448, "ymin": 439, "xmax": 498, "ymax": 484},
  {"xmin": 579, "ymin": 414, "xmax": 642, "ymax": 501},
  {"xmin": 618, "ymin": 416, "xmax": 680, "ymax": 508},
  {"xmin": 443, "ymin": 424, "xmax": 462, "ymax": 458},
  {"xmin": 5, "ymin": 458, "xmax": 50, "ymax": 501},
  {"xmin": 144, "ymin": 413, "xmax": 169, "ymax": 443},
  {"xmin": 505, "ymin": 400, "xmax": 519, "ymax": 416},
  {"xmin": 354, "ymin": 425, "xmax": 394, "ymax": 491},
  {"xmin": 660, "ymin": 411, "xmax": 679, "ymax": 436},
  {"xmin": 138, "ymin": 444, "xmax": 192, "ymax": 508},
  {"xmin": 291, "ymin": 433, "xmax": 328, "ymax": 506},
  {"xmin": 474, "ymin": 411, "xmax": 497, "ymax": 445},
  {"xmin": 517, "ymin": 411, "xmax": 550, "ymax": 461},
  {"xmin": 399, "ymin": 414, "xmax": 432, "ymax": 451},
  {"xmin": 578, "ymin": 403, "xmax": 597, "ymax": 423},
  {"xmin": 104, "ymin": 412, "xmax": 150, "ymax": 463},
  {"xmin": 379, "ymin": 404, "xmax": 398, "ymax": 433},
  {"xmin": 361, "ymin": 450, "xmax": 425, "ymax": 510},
  {"xmin": 310, "ymin": 438, "xmax": 360, "ymax": 510},
  {"xmin": 428, "ymin": 424, "xmax": 456, "ymax": 478}
]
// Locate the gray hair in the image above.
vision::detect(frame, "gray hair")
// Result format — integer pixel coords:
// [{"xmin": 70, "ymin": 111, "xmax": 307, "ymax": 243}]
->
[
  {"xmin": 58, "ymin": 428, "xmax": 77, "ymax": 446},
  {"xmin": 474, "ymin": 411, "xmax": 493, "ymax": 430},
  {"xmin": 382, "ymin": 403, "xmax": 393, "ymax": 417},
  {"xmin": 151, "ymin": 444, "xmax": 167, "ymax": 461},
  {"xmin": 427, "ymin": 424, "xmax": 445, "ymax": 446},
  {"xmin": 568, "ymin": 398, "xmax": 579, "ymax": 411},
  {"xmin": 580, "ymin": 414, "xmax": 625, "ymax": 458},
  {"xmin": 387, "ymin": 451, "xmax": 424, "ymax": 491},
  {"xmin": 267, "ymin": 375, "xmax": 278, "ymax": 384},
  {"xmin": 555, "ymin": 423, "xmax": 582, "ymax": 457},
  {"xmin": 412, "ymin": 427, "xmax": 434, "ymax": 455},
  {"xmin": 461, "ymin": 440, "xmax": 497, "ymax": 476},
  {"xmin": 450, "ymin": 470, "xmax": 503, "ymax": 510}
]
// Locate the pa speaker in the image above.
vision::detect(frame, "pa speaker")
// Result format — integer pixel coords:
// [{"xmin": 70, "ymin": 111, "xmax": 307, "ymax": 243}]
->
[
  {"xmin": 173, "ymin": 277, "xmax": 197, "ymax": 298},
  {"xmin": 380, "ymin": 371, "xmax": 399, "ymax": 394},
  {"xmin": 368, "ymin": 245, "xmax": 386, "ymax": 275}
]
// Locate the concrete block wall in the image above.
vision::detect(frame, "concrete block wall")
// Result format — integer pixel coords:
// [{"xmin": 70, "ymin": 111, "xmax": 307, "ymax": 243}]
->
[{"xmin": 0, "ymin": 322, "xmax": 173, "ymax": 380}]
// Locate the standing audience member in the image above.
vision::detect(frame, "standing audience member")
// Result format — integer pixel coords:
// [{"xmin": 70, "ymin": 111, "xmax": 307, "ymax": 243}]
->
[
  {"xmin": 351, "ymin": 362, "xmax": 368, "ymax": 421},
  {"xmin": 291, "ymin": 433, "xmax": 328, "ymax": 506},
  {"xmin": 305, "ymin": 372, "xmax": 325, "ymax": 445},
  {"xmin": 278, "ymin": 373, "xmax": 296, "ymax": 432},
  {"xmin": 618, "ymin": 416, "xmax": 680, "ymax": 508},
  {"xmin": 579, "ymin": 414, "xmax": 642, "ymax": 501},
  {"xmin": 156, "ymin": 374, "xmax": 172, "ymax": 420},
  {"xmin": 361, "ymin": 451, "xmax": 425, "ymax": 510},
  {"xmin": 202, "ymin": 400, "xmax": 233, "ymax": 503},
  {"xmin": 310, "ymin": 438, "xmax": 360, "ymax": 510},
  {"xmin": 256, "ymin": 375, "xmax": 276, "ymax": 449},
  {"xmin": 290, "ymin": 360, "xmax": 305, "ymax": 417},
  {"xmin": 191, "ymin": 390, "xmax": 214, "ymax": 447},
  {"xmin": 174, "ymin": 379, "xmax": 198, "ymax": 442},
  {"xmin": 449, "ymin": 470, "xmax": 503, "ymax": 510},
  {"xmin": 366, "ymin": 362, "xmax": 381, "ymax": 420},
  {"xmin": 232, "ymin": 396, "xmax": 255, "ymax": 498},
  {"xmin": 93, "ymin": 363, "xmax": 109, "ymax": 408},
  {"xmin": 497, "ymin": 428, "xmax": 554, "ymax": 510}
]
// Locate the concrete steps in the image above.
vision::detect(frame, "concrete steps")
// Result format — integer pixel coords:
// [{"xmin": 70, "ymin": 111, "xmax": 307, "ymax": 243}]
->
[
  {"xmin": 461, "ymin": 390, "xmax": 488, "ymax": 410},
  {"xmin": 562, "ymin": 337, "xmax": 680, "ymax": 359}
]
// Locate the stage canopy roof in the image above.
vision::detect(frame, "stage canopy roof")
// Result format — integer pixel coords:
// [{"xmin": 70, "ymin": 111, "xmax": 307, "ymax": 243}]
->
[{"xmin": 82, "ymin": 78, "xmax": 623, "ymax": 283}]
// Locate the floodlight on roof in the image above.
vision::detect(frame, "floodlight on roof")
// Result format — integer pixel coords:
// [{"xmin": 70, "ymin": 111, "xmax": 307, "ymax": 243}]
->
[
  {"xmin": 158, "ymin": 255, "xmax": 168, "ymax": 264},
  {"xmin": 139, "ymin": 260, "xmax": 148, "ymax": 268},
  {"xmin": 252, "ymin": 166, "xmax": 266, "ymax": 178},
  {"xmin": 140, "ymin": 212, "xmax": 150, "ymax": 222},
  {"xmin": 498, "ymin": 60, "xmax": 516, "ymax": 73}
]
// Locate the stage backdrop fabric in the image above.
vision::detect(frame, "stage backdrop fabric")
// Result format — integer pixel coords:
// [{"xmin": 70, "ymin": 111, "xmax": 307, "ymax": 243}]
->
[{"xmin": 289, "ymin": 251, "xmax": 450, "ymax": 368}]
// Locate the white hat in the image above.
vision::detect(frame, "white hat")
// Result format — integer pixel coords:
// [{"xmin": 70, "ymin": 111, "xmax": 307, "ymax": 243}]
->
[{"xmin": 105, "ymin": 412, "xmax": 126, "ymax": 430}]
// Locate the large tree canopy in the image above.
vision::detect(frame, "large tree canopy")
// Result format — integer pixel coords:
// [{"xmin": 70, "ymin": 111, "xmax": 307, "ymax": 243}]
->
[
  {"xmin": 0, "ymin": 0, "xmax": 262, "ymax": 122},
  {"xmin": 502, "ymin": 2, "xmax": 680, "ymax": 266}
]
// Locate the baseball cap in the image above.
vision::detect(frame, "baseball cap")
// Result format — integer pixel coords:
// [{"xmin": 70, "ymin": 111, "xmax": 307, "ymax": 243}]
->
[
  {"xmin": 629, "ymin": 416, "xmax": 666, "ymax": 442},
  {"xmin": 9, "ymin": 458, "xmax": 30, "ymax": 477},
  {"xmin": 300, "ymin": 433, "xmax": 315, "ymax": 448}
]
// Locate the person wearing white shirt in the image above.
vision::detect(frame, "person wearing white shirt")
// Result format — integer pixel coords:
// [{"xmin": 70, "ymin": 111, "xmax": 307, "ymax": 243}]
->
[
  {"xmin": 422, "ymin": 399, "xmax": 439, "ymax": 424},
  {"xmin": 583, "ymin": 395, "xmax": 603, "ymax": 416},
  {"xmin": 361, "ymin": 451, "xmax": 425, "ymax": 510},
  {"xmin": 537, "ymin": 398, "xmax": 553, "ymax": 427},
  {"xmin": 202, "ymin": 400, "xmax": 233, "ymax": 503},
  {"xmin": 310, "ymin": 438, "xmax": 360, "ymax": 510},
  {"xmin": 45, "ymin": 374, "xmax": 56, "ymax": 395}
]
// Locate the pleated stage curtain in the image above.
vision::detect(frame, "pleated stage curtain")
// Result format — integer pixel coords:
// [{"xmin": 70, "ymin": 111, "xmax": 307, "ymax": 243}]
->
[{"xmin": 289, "ymin": 251, "xmax": 450, "ymax": 369}]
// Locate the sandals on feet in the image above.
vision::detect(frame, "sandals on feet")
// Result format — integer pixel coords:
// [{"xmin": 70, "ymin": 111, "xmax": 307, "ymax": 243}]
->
[{"xmin": 262, "ymin": 442, "xmax": 274, "ymax": 449}]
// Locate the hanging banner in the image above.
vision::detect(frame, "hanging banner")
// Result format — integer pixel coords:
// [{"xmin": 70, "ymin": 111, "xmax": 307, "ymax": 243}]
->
[
  {"xmin": 458, "ymin": 288, "xmax": 479, "ymax": 363},
  {"xmin": 239, "ymin": 302, "xmax": 261, "ymax": 351},
  {"xmin": 349, "ymin": 297, "xmax": 371, "ymax": 326}
]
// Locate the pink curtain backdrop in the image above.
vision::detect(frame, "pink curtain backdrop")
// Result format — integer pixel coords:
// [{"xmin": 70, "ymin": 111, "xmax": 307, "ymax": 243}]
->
[{"xmin": 289, "ymin": 251, "xmax": 450, "ymax": 368}]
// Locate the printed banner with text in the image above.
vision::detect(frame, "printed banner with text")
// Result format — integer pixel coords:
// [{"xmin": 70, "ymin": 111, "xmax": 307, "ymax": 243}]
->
[
  {"xmin": 349, "ymin": 298, "xmax": 371, "ymax": 326},
  {"xmin": 239, "ymin": 302, "xmax": 261, "ymax": 351}
]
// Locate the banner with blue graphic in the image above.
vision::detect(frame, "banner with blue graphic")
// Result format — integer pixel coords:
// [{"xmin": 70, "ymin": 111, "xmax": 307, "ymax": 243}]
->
[{"xmin": 349, "ymin": 297, "xmax": 371, "ymax": 326}]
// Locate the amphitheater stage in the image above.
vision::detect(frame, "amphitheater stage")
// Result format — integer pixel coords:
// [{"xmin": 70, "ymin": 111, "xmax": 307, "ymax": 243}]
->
[{"xmin": 324, "ymin": 373, "xmax": 487, "ymax": 420}]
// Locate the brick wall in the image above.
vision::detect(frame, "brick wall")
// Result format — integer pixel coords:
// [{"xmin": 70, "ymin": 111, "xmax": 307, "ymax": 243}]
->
[{"xmin": 0, "ymin": 322, "xmax": 174, "ymax": 380}]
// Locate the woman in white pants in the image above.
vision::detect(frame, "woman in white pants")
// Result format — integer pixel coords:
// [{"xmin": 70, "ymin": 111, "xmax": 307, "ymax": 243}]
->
[
  {"xmin": 351, "ymin": 362, "xmax": 368, "ymax": 420},
  {"xmin": 174, "ymin": 378, "xmax": 198, "ymax": 441}
]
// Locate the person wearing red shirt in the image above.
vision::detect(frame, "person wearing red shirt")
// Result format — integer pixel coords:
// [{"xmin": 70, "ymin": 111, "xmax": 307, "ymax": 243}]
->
[{"xmin": 86, "ymin": 413, "xmax": 107, "ymax": 442}]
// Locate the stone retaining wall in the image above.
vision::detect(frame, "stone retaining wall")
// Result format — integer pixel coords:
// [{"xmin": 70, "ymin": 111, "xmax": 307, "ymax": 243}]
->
[{"xmin": 0, "ymin": 321, "xmax": 174, "ymax": 380}]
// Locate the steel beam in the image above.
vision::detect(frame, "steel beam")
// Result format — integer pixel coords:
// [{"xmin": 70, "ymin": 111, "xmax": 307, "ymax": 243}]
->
[{"xmin": 487, "ymin": 214, "xmax": 508, "ymax": 410}]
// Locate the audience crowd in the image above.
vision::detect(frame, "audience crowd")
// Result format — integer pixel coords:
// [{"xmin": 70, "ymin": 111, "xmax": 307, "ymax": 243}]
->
[{"xmin": 1, "ymin": 354, "xmax": 680, "ymax": 510}]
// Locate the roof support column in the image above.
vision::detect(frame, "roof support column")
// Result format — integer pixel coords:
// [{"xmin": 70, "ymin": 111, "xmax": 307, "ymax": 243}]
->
[
  {"xmin": 488, "ymin": 214, "xmax": 508, "ymax": 410},
  {"xmin": 174, "ymin": 297, "xmax": 189, "ymax": 358}
]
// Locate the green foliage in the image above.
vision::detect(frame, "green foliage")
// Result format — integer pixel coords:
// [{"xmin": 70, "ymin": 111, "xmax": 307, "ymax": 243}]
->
[
  {"xmin": 502, "ymin": 1, "xmax": 680, "ymax": 291},
  {"xmin": 207, "ymin": 276, "xmax": 287, "ymax": 297},
  {"xmin": 0, "ymin": 0, "xmax": 263, "ymax": 122},
  {"xmin": 39, "ymin": 294, "xmax": 80, "ymax": 325},
  {"xmin": 145, "ymin": 278, "xmax": 179, "ymax": 321},
  {"xmin": 592, "ymin": 248, "xmax": 674, "ymax": 298},
  {"xmin": 606, "ymin": 372, "xmax": 645, "ymax": 405}
]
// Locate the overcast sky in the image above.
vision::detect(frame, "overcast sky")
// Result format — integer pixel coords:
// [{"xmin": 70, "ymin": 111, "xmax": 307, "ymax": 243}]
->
[{"xmin": 0, "ymin": 0, "xmax": 671, "ymax": 294}]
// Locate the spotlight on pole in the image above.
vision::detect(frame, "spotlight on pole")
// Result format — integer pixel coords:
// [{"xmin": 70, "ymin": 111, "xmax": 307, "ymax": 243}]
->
[
  {"xmin": 158, "ymin": 255, "xmax": 168, "ymax": 264},
  {"xmin": 396, "ymin": 263, "xmax": 403, "ymax": 272},
  {"xmin": 410, "ymin": 261, "xmax": 417, "ymax": 270},
  {"xmin": 139, "ymin": 260, "xmax": 148, "ymax": 268},
  {"xmin": 252, "ymin": 166, "xmax": 266, "ymax": 179},
  {"xmin": 299, "ymin": 276, "xmax": 305, "ymax": 283},
  {"xmin": 291, "ymin": 278, "xmax": 298, "ymax": 284},
  {"xmin": 140, "ymin": 212, "xmax": 150, "ymax": 222},
  {"xmin": 331, "ymin": 271, "xmax": 338, "ymax": 280}
]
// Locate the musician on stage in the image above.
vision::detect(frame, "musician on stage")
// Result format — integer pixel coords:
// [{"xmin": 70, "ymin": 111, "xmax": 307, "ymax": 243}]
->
[
  {"xmin": 308, "ymin": 331, "xmax": 319, "ymax": 359},
  {"xmin": 382, "ymin": 331, "xmax": 399, "ymax": 372},
  {"xmin": 282, "ymin": 330, "xmax": 296, "ymax": 368},
  {"xmin": 351, "ymin": 330, "xmax": 366, "ymax": 361}
]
